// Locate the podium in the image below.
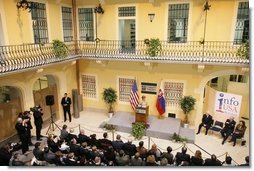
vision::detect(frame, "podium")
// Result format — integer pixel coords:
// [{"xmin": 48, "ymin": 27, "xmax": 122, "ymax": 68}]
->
[{"xmin": 135, "ymin": 106, "xmax": 149, "ymax": 124}]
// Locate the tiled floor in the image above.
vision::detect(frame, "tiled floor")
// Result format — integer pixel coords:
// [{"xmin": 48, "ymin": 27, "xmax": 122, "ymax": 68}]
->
[{"xmin": 40, "ymin": 110, "xmax": 249, "ymax": 166}]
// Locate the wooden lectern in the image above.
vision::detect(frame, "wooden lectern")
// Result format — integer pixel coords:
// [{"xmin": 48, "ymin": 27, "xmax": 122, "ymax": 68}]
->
[{"xmin": 135, "ymin": 106, "xmax": 149, "ymax": 124}]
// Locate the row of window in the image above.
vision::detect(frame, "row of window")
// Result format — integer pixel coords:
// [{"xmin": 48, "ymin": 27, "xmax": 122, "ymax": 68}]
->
[
  {"xmin": 29, "ymin": 2, "xmax": 249, "ymax": 44},
  {"xmin": 81, "ymin": 74, "xmax": 184, "ymax": 107}
]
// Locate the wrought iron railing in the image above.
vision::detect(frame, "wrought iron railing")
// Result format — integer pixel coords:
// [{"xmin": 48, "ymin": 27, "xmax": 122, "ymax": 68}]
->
[{"xmin": 0, "ymin": 40, "xmax": 249, "ymax": 74}]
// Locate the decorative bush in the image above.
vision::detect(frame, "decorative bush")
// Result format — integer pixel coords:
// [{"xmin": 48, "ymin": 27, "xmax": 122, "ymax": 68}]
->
[
  {"xmin": 237, "ymin": 40, "xmax": 249, "ymax": 60},
  {"xmin": 102, "ymin": 87, "xmax": 117, "ymax": 113},
  {"xmin": 146, "ymin": 38, "xmax": 162, "ymax": 57},
  {"xmin": 180, "ymin": 96, "xmax": 196, "ymax": 124},
  {"xmin": 171, "ymin": 133, "xmax": 188, "ymax": 143},
  {"xmin": 52, "ymin": 39, "xmax": 68, "ymax": 58},
  {"xmin": 131, "ymin": 122, "xmax": 145, "ymax": 140}
]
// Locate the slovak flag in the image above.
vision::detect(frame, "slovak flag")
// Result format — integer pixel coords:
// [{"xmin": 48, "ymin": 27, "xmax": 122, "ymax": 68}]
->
[{"xmin": 156, "ymin": 84, "xmax": 166, "ymax": 115}]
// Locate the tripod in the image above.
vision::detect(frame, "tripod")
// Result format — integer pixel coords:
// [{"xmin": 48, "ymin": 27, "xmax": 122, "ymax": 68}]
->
[{"xmin": 46, "ymin": 105, "xmax": 61, "ymax": 135}]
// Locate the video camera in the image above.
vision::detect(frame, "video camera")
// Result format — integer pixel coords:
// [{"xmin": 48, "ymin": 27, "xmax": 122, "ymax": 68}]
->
[{"xmin": 30, "ymin": 105, "xmax": 43, "ymax": 113}]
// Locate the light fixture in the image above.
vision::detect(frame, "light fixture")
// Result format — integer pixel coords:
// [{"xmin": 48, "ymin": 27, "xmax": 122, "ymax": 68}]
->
[
  {"xmin": 94, "ymin": 3, "xmax": 104, "ymax": 14},
  {"xmin": 16, "ymin": 0, "xmax": 34, "ymax": 12},
  {"xmin": 148, "ymin": 13, "xmax": 155, "ymax": 22}
]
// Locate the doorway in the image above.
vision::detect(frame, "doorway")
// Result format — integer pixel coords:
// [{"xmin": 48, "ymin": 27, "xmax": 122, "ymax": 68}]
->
[{"xmin": 119, "ymin": 19, "xmax": 135, "ymax": 52}]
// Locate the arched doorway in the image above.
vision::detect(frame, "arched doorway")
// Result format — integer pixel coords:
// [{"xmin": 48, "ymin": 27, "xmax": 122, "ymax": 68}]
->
[
  {"xmin": 32, "ymin": 75, "xmax": 59, "ymax": 125},
  {"xmin": 0, "ymin": 86, "xmax": 22, "ymax": 141},
  {"xmin": 201, "ymin": 73, "xmax": 249, "ymax": 124}
]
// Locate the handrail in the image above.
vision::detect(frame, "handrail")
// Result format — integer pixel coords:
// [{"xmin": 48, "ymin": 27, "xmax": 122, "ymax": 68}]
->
[{"xmin": 0, "ymin": 40, "xmax": 249, "ymax": 75}]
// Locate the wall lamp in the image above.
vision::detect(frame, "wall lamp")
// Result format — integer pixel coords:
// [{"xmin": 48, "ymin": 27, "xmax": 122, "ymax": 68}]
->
[
  {"xmin": 94, "ymin": 3, "xmax": 104, "ymax": 14},
  {"xmin": 16, "ymin": 0, "xmax": 34, "ymax": 12},
  {"xmin": 148, "ymin": 13, "xmax": 155, "ymax": 22}
]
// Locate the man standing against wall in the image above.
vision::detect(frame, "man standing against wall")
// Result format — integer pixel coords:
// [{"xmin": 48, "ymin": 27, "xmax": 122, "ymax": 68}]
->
[{"xmin": 61, "ymin": 93, "xmax": 72, "ymax": 122}]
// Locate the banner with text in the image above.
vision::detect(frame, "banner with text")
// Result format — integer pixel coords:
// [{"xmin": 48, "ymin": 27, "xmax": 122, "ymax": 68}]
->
[{"xmin": 214, "ymin": 91, "xmax": 242, "ymax": 116}]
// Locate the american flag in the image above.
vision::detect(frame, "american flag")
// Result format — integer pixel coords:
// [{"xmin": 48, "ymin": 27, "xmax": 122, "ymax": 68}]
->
[{"xmin": 130, "ymin": 80, "xmax": 139, "ymax": 110}]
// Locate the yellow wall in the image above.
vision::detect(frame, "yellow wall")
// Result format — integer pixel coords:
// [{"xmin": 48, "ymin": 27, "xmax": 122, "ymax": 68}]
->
[{"xmin": 78, "ymin": 59, "xmax": 248, "ymax": 125}]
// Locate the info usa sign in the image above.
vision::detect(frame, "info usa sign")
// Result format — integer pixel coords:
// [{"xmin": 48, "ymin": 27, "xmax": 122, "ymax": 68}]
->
[{"xmin": 215, "ymin": 91, "xmax": 242, "ymax": 116}]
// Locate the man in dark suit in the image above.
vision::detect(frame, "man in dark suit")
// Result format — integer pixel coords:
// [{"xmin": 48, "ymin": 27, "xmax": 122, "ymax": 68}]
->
[
  {"xmin": 175, "ymin": 147, "xmax": 191, "ymax": 166},
  {"xmin": 33, "ymin": 106, "xmax": 43, "ymax": 141},
  {"xmin": 61, "ymin": 93, "xmax": 72, "ymax": 122},
  {"xmin": 196, "ymin": 111, "xmax": 213, "ymax": 135},
  {"xmin": 221, "ymin": 116, "xmax": 236, "ymax": 144}
]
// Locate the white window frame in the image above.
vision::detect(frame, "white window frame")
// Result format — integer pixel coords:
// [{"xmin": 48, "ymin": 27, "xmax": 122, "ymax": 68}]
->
[
  {"xmin": 117, "ymin": 75, "xmax": 136, "ymax": 104},
  {"xmin": 60, "ymin": 4, "xmax": 73, "ymax": 42}
]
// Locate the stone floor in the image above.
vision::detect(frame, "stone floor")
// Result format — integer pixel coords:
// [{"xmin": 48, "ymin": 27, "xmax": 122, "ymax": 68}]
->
[{"xmin": 14, "ymin": 109, "xmax": 249, "ymax": 166}]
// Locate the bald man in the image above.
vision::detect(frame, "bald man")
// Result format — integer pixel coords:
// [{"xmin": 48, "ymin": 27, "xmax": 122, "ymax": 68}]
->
[{"xmin": 196, "ymin": 111, "xmax": 213, "ymax": 135}]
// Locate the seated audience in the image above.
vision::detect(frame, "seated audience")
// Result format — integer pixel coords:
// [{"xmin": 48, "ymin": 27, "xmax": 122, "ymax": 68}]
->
[
  {"xmin": 161, "ymin": 146, "xmax": 174, "ymax": 165},
  {"xmin": 222, "ymin": 155, "xmax": 235, "ymax": 166},
  {"xmin": 115, "ymin": 150, "xmax": 130, "ymax": 166},
  {"xmin": 136, "ymin": 141, "xmax": 148, "ymax": 160},
  {"xmin": 221, "ymin": 117, "xmax": 236, "ymax": 145},
  {"xmin": 146, "ymin": 155, "xmax": 158, "ymax": 166},
  {"xmin": 78, "ymin": 129, "xmax": 90, "ymax": 144},
  {"xmin": 122, "ymin": 139, "xmax": 137, "ymax": 157},
  {"xmin": 60, "ymin": 124, "xmax": 69, "ymax": 142},
  {"xmin": 0, "ymin": 144, "xmax": 12, "ymax": 166},
  {"xmin": 129, "ymin": 152, "xmax": 143, "ymax": 166},
  {"xmin": 98, "ymin": 132, "xmax": 112, "ymax": 150},
  {"xmin": 196, "ymin": 111, "xmax": 213, "ymax": 135},
  {"xmin": 175, "ymin": 147, "xmax": 190, "ymax": 166},
  {"xmin": 112, "ymin": 135, "xmax": 124, "ymax": 152},
  {"xmin": 190, "ymin": 150, "xmax": 203, "ymax": 166},
  {"xmin": 11, "ymin": 153, "xmax": 24, "ymax": 166},
  {"xmin": 204, "ymin": 154, "xmax": 221, "ymax": 166}
]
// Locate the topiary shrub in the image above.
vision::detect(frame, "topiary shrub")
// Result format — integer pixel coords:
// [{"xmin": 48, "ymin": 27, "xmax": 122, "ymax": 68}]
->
[{"xmin": 131, "ymin": 122, "xmax": 145, "ymax": 140}]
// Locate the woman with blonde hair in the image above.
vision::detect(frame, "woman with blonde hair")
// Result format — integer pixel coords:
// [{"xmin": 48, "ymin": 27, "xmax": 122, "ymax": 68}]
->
[{"xmin": 190, "ymin": 150, "xmax": 203, "ymax": 166}]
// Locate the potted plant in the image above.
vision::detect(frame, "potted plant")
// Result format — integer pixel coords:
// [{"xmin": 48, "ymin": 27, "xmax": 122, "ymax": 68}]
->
[
  {"xmin": 171, "ymin": 133, "xmax": 188, "ymax": 143},
  {"xmin": 237, "ymin": 39, "xmax": 249, "ymax": 60},
  {"xmin": 102, "ymin": 87, "xmax": 117, "ymax": 117},
  {"xmin": 180, "ymin": 95, "xmax": 196, "ymax": 128},
  {"xmin": 52, "ymin": 39, "xmax": 68, "ymax": 58},
  {"xmin": 145, "ymin": 38, "xmax": 162, "ymax": 57},
  {"xmin": 131, "ymin": 122, "xmax": 145, "ymax": 140}
]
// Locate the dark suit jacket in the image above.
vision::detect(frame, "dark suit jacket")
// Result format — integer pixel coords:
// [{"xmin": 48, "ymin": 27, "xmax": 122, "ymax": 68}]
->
[
  {"xmin": 78, "ymin": 134, "xmax": 90, "ymax": 144},
  {"xmin": 204, "ymin": 159, "xmax": 221, "ymax": 166},
  {"xmin": 33, "ymin": 110, "xmax": 43, "ymax": 126},
  {"xmin": 222, "ymin": 119, "xmax": 236, "ymax": 133},
  {"xmin": 175, "ymin": 152, "xmax": 191, "ymax": 166},
  {"xmin": 202, "ymin": 114, "xmax": 213, "ymax": 126},
  {"xmin": 61, "ymin": 97, "xmax": 71, "ymax": 110}
]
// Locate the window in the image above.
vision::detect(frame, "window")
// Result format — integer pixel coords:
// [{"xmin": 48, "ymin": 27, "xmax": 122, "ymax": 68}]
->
[
  {"xmin": 78, "ymin": 8, "xmax": 94, "ymax": 41},
  {"xmin": 167, "ymin": 3, "xmax": 189, "ymax": 43},
  {"xmin": 234, "ymin": 2, "xmax": 249, "ymax": 44},
  {"xmin": 31, "ymin": 2, "xmax": 49, "ymax": 44},
  {"xmin": 230, "ymin": 75, "xmax": 246, "ymax": 83},
  {"xmin": 119, "ymin": 77, "xmax": 135, "ymax": 102},
  {"xmin": 62, "ymin": 7, "xmax": 73, "ymax": 42},
  {"xmin": 164, "ymin": 82, "xmax": 184, "ymax": 107},
  {"xmin": 118, "ymin": 7, "xmax": 136, "ymax": 17},
  {"xmin": 82, "ymin": 75, "xmax": 97, "ymax": 98}
]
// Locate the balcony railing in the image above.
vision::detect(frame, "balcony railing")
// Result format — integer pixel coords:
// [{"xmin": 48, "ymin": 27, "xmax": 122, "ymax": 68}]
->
[{"xmin": 0, "ymin": 40, "xmax": 249, "ymax": 74}]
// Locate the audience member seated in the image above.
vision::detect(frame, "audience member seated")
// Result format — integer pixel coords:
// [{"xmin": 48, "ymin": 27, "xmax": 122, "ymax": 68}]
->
[
  {"xmin": 129, "ymin": 152, "xmax": 143, "ymax": 166},
  {"xmin": 112, "ymin": 135, "xmax": 124, "ymax": 152},
  {"xmin": 161, "ymin": 146, "xmax": 174, "ymax": 165},
  {"xmin": 115, "ymin": 150, "xmax": 130, "ymax": 166},
  {"xmin": 175, "ymin": 147, "xmax": 190, "ymax": 166},
  {"xmin": 221, "ymin": 117, "xmax": 236, "ymax": 145},
  {"xmin": 196, "ymin": 111, "xmax": 213, "ymax": 135},
  {"xmin": 136, "ymin": 141, "xmax": 147, "ymax": 160},
  {"xmin": 98, "ymin": 132, "xmax": 112, "ymax": 150},
  {"xmin": 103, "ymin": 146, "xmax": 116, "ymax": 165},
  {"xmin": 33, "ymin": 142, "xmax": 45, "ymax": 161},
  {"xmin": 222, "ymin": 155, "xmax": 235, "ymax": 166},
  {"xmin": 69, "ymin": 138, "xmax": 82, "ymax": 157},
  {"xmin": 122, "ymin": 139, "xmax": 137, "ymax": 157},
  {"xmin": 228, "ymin": 120, "xmax": 246, "ymax": 146},
  {"xmin": 78, "ymin": 129, "xmax": 90, "ymax": 144},
  {"xmin": 148, "ymin": 144, "xmax": 162, "ymax": 162},
  {"xmin": 89, "ymin": 134, "xmax": 99, "ymax": 147},
  {"xmin": 63, "ymin": 152, "xmax": 78, "ymax": 166},
  {"xmin": 68, "ymin": 128, "xmax": 78, "ymax": 142},
  {"xmin": 0, "ymin": 144, "xmax": 12, "ymax": 166},
  {"xmin": 11, "ymin": 153, "xmax": 25, "ymax": 166},
  {"xmin": 160, "ymin": 157, "xmax": 169, "ymax": 166},
  {"xmin": 203, "ymin": 154, "xmax": 221, "ymax": 166},
  {"xmin": 47, "ymin": 134, "xmax": 59, "ymax": 153},
  {"xmin": 146, "ymin": 155, "xmax": 158, "ymax": 166},
  {"xmin": 43, "ymin": 146, "xmax": 56, "ymax": 164},
  {"xmin": 60, "ymin": 124, "xmax": 69, "ymax": 142},
  {"xmin": 239, "ymin": 156, "xmax": 249, "ymax": 166},
  {"xmin": 190, "ymin": 150, "xmax": 203, "ymax": 166}
]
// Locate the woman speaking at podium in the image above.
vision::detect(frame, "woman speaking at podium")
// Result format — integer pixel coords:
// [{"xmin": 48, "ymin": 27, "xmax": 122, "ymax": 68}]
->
[{"xmin": 139, "ymin": 95, "xmax": 148, "ymax": 107}]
